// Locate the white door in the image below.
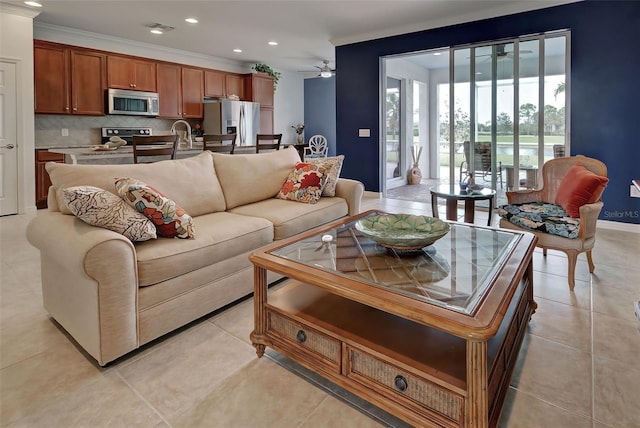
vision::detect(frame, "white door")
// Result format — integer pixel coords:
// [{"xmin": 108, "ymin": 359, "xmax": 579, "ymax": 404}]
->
[{"xmin": 0, "ymin": 61, "xmax": 19, "ymax": 216}]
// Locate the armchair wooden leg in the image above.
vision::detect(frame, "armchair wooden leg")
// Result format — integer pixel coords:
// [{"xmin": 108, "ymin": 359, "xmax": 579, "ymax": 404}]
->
[
  {"xmin": 586, "ymin": 250, "xmax": 595, "ymax": 273},
  {"xmin": 566, "ymin": 250, "xmax": 578, "ymax": 291},
  {"xmin": 543, "ymin": 248, "xmax": 548, "ymax": 257}
]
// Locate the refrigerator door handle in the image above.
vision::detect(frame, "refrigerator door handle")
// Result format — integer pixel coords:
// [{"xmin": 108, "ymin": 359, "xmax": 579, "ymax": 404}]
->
[{"xmin": 239, "ymin": 104, "xmax": 246, "ymax": 145}]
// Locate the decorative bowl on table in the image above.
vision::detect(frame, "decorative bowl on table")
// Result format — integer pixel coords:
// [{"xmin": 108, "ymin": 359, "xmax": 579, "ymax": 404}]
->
[
  {"xmin": 468, "ymin": 183, "xmax": 484, "ymax": 191},
  {"xmin": 355, "ymin": 213, "xmax": 450, "ymax": 250}
]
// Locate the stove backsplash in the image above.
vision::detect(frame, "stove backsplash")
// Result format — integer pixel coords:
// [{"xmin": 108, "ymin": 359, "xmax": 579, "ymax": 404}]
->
[{"xmin": 34, "ymin": 115, "xmax": 184, "ymax": 149}]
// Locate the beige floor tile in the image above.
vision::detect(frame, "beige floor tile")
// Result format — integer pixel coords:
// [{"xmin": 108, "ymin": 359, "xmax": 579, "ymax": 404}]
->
[
  {"xmin": 301, "ymin": 395, "xmax": 385, "ymax": 427},
  {"xmin": 528, "ymin": 297, "xmax": 592, "ymax": 352},
  {"xmin": 590, "ymin": 262, "xmax": 640, "ymax": 293},
  {"xmin": 593, "ymin": 355, "xmax": 640, "ymax": 427},
  {"xmin": 499, "ymin": 387, "xmax": 593, "ymax": 427},
  {"xmin": 531, "ymin": 250, "xmax": 593, "ymax": 283},
  {"xmin": 116, "ymin": 321, "xmax": 256, "ymax": 420},
  {"xmin": 592, "ymin": 282, "xmax": 640, "ymax": 322},
  {"xmin": 0, "ymin": 340, "xmax": 112, "ymax": 425},
  {"xmin": 170, "ymin": 357, "xmax": 328, "ymax": 428},
  {"xmin": 592, "ymin": 312, "xmax": 640, "ymax": 366},
  {"xmin": 209, "ymin": 296, "xmax": 255, "ymax": 345},
  {"xmin": 510, "ymin": 334, "xmax": 592, "ymax": 417},
  {"xmin": 532, "ymin": 270, "xmax": 591, "ymax": 310},
  {"xmin": 5, "ymin": 370, "xmax": 163, "ymax": 427},
  {"xmin": 591, "ymin": 229, "xmax": 640, "ymax": 269}
]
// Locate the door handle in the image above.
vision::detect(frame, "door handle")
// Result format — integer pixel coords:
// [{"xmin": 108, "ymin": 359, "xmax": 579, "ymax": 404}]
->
[{"xmin": 0, "ymin": 144, "xmax": 15, "ymax": 149}]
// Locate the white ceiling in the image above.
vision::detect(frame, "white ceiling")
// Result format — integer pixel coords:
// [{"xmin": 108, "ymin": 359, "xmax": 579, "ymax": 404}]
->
[{"xmin": 2, "ymin": 0, "xmax": 577, "ymax": 73}]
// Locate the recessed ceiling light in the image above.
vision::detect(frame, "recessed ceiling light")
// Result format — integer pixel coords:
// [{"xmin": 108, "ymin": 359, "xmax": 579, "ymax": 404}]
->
[
  {"xmin": 185, "ymin": 18, "xmax": 198, "ymax": 24},
  {"xmin": 233, "ymin": 49, "xmax": 242, "ymax": 53},
  {"xmin": 146, "ymin": 23, "xmax": 174, "ymax": 35},
  {"xmin": 268, "ymin": 41, "xmax": 278, "ymax": 46},
  {"xmin": 24, "ymin": 1, "xmax": 42, "ymax": 6},
  {"xmin": 433, "ymin": 52, "xmax": 441, "ymax": 56},
  {"xmin": 150, "ymin": 29, "xmax": 163, "ymax": 35}
]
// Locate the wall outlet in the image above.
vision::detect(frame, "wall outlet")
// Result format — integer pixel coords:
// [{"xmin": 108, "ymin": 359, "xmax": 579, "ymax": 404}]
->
[
  {"xmin": 358, "ymin": 128, "xmax": 370, "ymax": 138},
  {"xmin": 61, "ymin": 128, "xmax": 69, "ymax": 137}
]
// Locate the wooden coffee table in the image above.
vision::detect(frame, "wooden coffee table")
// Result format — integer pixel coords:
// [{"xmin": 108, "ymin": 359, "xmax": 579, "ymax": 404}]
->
[
  {"xmin": 430, "ymin": 184, "xmax": 496, "ymax": 226},
  {"xmin": 250, "ymin": 211, "xmax": 537, "ymax": 427}
]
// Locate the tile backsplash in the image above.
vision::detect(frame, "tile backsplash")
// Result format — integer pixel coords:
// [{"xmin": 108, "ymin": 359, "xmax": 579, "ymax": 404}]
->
[{"xmin": 35, "ymin": 115, "xmax": 184, "ymax": 148}]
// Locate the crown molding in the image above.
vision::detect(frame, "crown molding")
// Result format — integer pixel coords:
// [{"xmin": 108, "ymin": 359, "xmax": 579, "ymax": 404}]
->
[
  {"xmin": 34, "ymin": 22, "xmax": 250, "ymax": 72},
  {"xmin": 0, "ymin": 3, "xmax": 41, "ymax": 19}
]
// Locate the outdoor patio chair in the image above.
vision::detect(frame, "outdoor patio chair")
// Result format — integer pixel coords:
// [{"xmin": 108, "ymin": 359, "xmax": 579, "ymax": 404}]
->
[{"xmin": 459, "ymin": 141, "xmax": 503, "ymax": 188}]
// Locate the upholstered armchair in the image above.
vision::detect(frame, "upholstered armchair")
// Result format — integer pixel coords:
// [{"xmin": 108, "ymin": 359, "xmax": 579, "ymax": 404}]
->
[{"xmin": 499, "ymin": 155, "xmax": 608, "ymax": 290}]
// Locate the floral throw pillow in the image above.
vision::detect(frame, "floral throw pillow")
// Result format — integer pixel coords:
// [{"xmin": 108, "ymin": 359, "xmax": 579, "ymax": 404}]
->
[
  {"xmin": 276, "ymin": 162, "xmax": 330, "ymax": 204},
  {"xmin": 63, "ymin": 186, "xmax": 157, "ymax": 242},
  {"xmin": 305, "ymin": 155, "xmax": 344, "ymax": 197},
  {"xmin": 115, "ymin": 178, "xmax": 195, "ymax": 239}
]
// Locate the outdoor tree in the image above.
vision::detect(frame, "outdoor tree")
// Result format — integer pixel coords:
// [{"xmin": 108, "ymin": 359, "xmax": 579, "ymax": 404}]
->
[
  {"xmin": 496, "ymin": 112, "xmax": 513, "ymax": 134},
  {"xmin": 519, "ymin": 103, "xmax": 538, "ymax": 135},
  {"xmin": 439, "ymin": 101, "xmax": 470, "ymax": 144}
]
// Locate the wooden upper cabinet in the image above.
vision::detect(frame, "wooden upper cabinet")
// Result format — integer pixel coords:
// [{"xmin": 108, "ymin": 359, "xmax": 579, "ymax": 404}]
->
[
  {"xmin": 34, "ymin": 40, "xmax": 105, "ymax": 115},
  {"xmin": 107, "ymin": 56, "xmax": 156, "ymax": 92},
  {"xmin": 181, "ymin": 67, "xmax": 203, "ymax": 118},
  {"xmin": 204, "ymin": 70, "xmax": 225, "ymax": 98},
  {"xmin": 245, "ymin": 73, "xmax": 274, "ymax": 108},
  {"xmin": 157, "ymin": 63, "xmax": 182, "ymax": 118},
  {"xmin": 34, "ymin": 43, "xmax": 70, "ymax": 114},
  {"xmin": 226, "ymin": 74, "xmax": 245, "ymax": 100}
]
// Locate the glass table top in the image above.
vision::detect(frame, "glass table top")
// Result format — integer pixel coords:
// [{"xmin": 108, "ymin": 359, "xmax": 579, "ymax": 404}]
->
[{"xmin": 270, "ymin": 213, "xmax": 520, "ymax": 315}]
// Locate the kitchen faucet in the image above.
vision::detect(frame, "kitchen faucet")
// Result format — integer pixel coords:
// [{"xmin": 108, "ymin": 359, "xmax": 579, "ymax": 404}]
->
[{"xmin": 170, "ymin": 120, "xmax": 192, "ymax": 148}]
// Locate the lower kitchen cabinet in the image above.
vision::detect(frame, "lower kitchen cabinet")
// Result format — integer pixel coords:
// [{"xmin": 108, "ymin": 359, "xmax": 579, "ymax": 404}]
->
[{"xmin": 36, "ymin": 150, "xmax": 64, "ymax": 209}]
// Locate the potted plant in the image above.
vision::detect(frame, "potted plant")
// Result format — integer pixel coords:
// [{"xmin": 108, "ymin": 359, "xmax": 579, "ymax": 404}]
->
[{"xmin": 252, "ymin": 63, "xmax": 281, "ymax": 90}]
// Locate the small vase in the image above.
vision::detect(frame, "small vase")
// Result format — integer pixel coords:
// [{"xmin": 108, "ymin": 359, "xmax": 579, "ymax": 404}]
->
[
  {"xmin": 408, "ymin": 163, "xmax": 422, "ymax": 185},
  {"xmin": 297, "ymin": 134, "xmax": 304, "ymax": 144}
]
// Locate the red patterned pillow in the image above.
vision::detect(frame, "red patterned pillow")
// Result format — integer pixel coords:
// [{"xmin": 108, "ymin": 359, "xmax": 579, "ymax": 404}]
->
[
  {"xmin": 276, "ymin": 162, "xmax": 330, "ymax": 204},
  {"xmin": 115, "ymin": 178, "xmax": 195, "ymax": 238},
  {"xmin": 554, "ymin": 162, "xmax": 608, "ymax": 218}
]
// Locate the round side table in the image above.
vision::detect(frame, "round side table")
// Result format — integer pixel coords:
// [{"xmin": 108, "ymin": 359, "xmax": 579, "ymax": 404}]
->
[{"xmin": 429, "ymin": 184, "xmax": 496, "ymax": 226}]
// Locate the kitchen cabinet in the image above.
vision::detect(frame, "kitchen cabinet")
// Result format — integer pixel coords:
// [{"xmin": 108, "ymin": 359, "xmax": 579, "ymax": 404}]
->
[
  {"xmin": 204, "ymin": 71, "xmax": 245, "ymax": 100},
  {"xmin": 34, "ymin": 40, "xmax": 106, "ymax": 115},
  {"xmin": 35, "ymin": 150, "xmax": 64, "ymax": 209},
  {"xmin": 181, "ymin": 67, "xmax": 204, "ymax": 118},
  {"xmin": 245, "ymin": 73, "xmax": 274, "ymax": 108},
  {"xmin": 157, "ymin": 63, "xmax": 182, "ymax": 118},
  {"xmin": 245, "ymin": 73, "xmax": 274, "ymax": 132},
  {"xmin": 107, "ymin": 55, "xmax": 156, "ymax": 91}
]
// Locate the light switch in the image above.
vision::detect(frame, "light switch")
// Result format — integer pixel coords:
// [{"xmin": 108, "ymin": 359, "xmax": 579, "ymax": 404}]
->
[
  {"xmin": 358, "ymin": 129, "xmax": 370, "ymax": 138},
  {"xmin": 61, "ymin": 128, "xmax": 69, "ymax": 137}
]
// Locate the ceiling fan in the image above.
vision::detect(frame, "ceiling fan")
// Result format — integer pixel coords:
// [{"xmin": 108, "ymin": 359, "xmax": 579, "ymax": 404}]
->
[
  {"xmin": 475, "ymin": 44, "xmax": 533, "ymax": 61},
  {"xmin": 315, "ymin": 60, "xmax": 335, "ymax": 78}
]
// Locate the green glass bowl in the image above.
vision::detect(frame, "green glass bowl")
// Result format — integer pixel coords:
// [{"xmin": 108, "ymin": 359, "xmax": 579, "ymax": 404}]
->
[{"xmin": 355, "ymin": 213, "xmax": 450, "ymax": 250}]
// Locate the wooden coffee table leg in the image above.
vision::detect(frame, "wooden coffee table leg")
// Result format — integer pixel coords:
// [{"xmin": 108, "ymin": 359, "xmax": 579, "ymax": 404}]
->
[
  {"xmin": 464, "ymin": 199, "xmax": 475, "ymax": 223},
  {"xmin": 466, "ymin": 340, "xmax": 489, "ymax": 427},
  {"xmin": 487, "ymin": 196, "xmax": 494, "ymax": 226},
  {"xmin": 446, "ymin": 198, "xmax": 458, "ymax": 221},
  {"xmin": 250, "ymin": 265, "xmax": 268, "ymax": 357}
]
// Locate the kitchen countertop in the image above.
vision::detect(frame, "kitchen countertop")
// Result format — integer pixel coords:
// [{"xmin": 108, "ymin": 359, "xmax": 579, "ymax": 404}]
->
[{"xmin": 48, "ymin": 145, "xmax": 204, "ymax": 164}]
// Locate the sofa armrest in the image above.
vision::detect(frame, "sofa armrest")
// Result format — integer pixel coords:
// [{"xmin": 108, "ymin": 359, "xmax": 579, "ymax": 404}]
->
[
  {"xmin": 334, "ymin": 178, "xmax": 365, "ymax": 216},
  {"xmin": 27, "ymin": 211, "xmax": 139, "ymax": 366},
  {"xmin": 578, "ymin": 201, "xmax": 603, "ymax": 240},
  {"xmin": 505, "ymin": 189, "xmax": 543, "ymax": 205}
]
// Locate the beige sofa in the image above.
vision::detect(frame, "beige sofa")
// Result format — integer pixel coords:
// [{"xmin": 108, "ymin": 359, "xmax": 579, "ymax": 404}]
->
[{"xmin": 27, "ymin": 147, "xmax": 364, "ymax": 366}]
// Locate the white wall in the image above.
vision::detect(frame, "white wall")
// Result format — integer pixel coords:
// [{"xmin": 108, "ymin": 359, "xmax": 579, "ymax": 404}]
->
[
  {"xmin": 274, "ymin": 70, "xmax": 304, "ymax": 146},
  {"xmin": 1, "ymin": 5, "xmax": 38, "ymax": 214}
]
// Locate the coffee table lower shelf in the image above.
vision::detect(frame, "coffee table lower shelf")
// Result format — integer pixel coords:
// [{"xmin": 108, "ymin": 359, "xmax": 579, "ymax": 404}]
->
[{"xmin": 251, "ymin": 278, "xmax": 534, "ymax": 427}]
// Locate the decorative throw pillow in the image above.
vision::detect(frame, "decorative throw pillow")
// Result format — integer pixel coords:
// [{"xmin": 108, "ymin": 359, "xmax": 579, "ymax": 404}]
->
[
  {"xmin": 554, "ymin": 162, "xmax": 608, "ymax": 218},
  {"xmin": 115, "ymin": 178, "xmax": 195, "ymax": 239},
  {"xmin": 62, "ymin": 186, "xmax": 157, "ymax": 242},
  {"xmin": 305, "ymin": 155, "xmax": 344, "ymax": 197},
  {"xmin": 276, "ymin": 162, "xmax": 330, "ymax": 204}
]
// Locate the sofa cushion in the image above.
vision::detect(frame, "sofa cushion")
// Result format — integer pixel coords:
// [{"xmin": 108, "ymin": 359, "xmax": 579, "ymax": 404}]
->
[
  {"xmin": 134, "ymin": 212, "xmax": 273, "ymax": 286},
  {"xmin": 229, "ymin": 197, "xmax": 348, "ymax": 240},
  {"xmin": 498, "ymin": 202, "xmax": 580, "ymax": 239},
  {"xmin": 555, "ymin": 162, "xmax": 608, "ymax": 218},
  {"xmin": 62, "ymin": 186, "xmax": 157, "ymax": 242},
  {"xmin": 306, "ymin": 155, "xmax": 344, "ymax": 197},
  {"xmin": 46, "ymin": 152, "xmax": 226, "ymax": 216},
  {"xmin": 115, "ymin": 178, "xmax": 195, "ymax": 239},
  {"xmin": 211, "ymin": 146, "xmax": 300, "ymax": 209},
  {"xmin": 276, "ymin": 162, "xmax": 330, "ymax": 204}
]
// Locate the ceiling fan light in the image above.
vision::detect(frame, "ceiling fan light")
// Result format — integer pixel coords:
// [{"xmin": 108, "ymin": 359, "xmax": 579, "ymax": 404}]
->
[{"xmin": 320, "ymin": 70, "xmax": 332, "ymax": 78}]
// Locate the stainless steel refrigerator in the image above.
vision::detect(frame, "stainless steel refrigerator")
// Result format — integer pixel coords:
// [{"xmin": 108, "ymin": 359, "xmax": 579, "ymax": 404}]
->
[{"xmin": 202, "ymin": 99, "xmax": 260, "ymax": 146}]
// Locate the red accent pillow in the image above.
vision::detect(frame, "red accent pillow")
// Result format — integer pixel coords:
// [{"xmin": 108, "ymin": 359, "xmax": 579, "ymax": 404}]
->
[
  {"xmin": 554, "ymin": 162, "xmax": 608, "ymax": 218},
  {"xmin": 276, "ymin": 162, "xmax": 330, "ymax": 204}
]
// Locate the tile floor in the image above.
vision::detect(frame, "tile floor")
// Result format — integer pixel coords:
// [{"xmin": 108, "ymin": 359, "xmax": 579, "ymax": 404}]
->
[{"xmin": 1, "ymin": 194, "xmax": 639, "ymax": 427}]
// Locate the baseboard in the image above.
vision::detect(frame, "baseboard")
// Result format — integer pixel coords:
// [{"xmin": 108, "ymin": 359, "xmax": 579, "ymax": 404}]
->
[{"xmin": 597, "ymin": 219, "xmax": 640, "ymax": 233}]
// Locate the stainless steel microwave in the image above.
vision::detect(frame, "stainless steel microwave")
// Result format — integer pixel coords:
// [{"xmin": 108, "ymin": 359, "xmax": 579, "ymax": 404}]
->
[{"xmin": 107, "ymin": 88, "xmax": 159, "ymax": 116}]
